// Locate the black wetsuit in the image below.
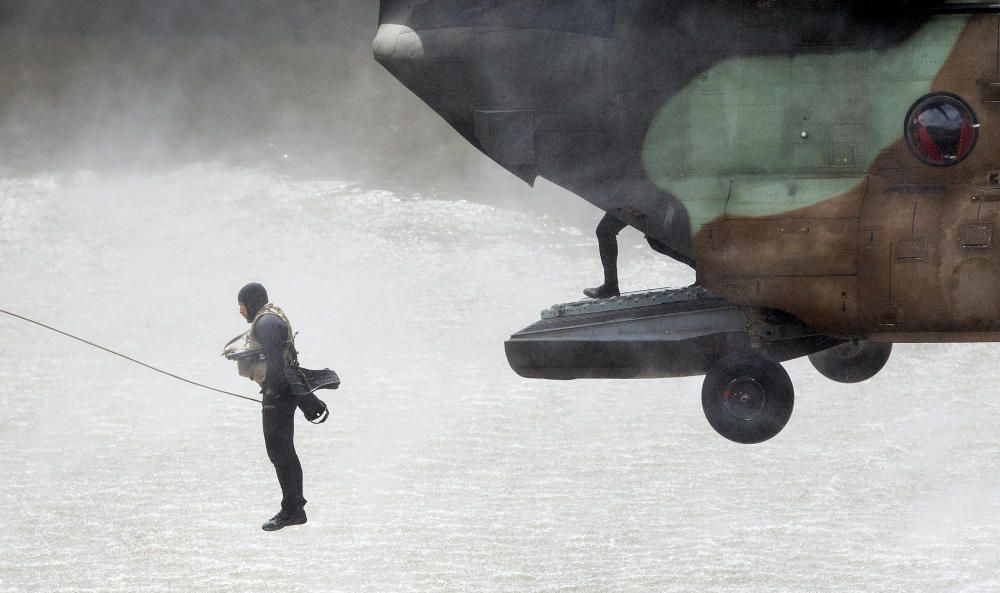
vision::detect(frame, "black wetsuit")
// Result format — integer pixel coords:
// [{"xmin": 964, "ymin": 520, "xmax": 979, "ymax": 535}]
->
[
  {"xmin": 596, "ymin": 213, "xmax": 628, "ymax": 287},
  {"xmin": 256, "ymin": 313, "xmax": 306, "ymax": 512}
]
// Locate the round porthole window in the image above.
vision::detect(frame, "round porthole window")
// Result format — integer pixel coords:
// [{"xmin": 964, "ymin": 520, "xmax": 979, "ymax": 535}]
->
[{"xmin": 904, "ymin": 93, "xmax": 979, "ymax": 167}]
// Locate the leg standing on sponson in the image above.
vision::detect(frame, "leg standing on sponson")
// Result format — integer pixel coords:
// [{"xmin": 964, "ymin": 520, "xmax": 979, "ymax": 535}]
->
[{"xmin": 584, "ymin": 213, "xmax": 627, "ymax": 299}]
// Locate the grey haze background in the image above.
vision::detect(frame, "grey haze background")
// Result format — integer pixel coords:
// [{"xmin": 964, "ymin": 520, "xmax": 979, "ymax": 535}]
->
[
  {"xmin": 0, "ymin": 0, "xmax": 566, "ymax": 203},
  {"xmin": 1, "ymin": 3, "xmax": 999, "ymax": 593}
]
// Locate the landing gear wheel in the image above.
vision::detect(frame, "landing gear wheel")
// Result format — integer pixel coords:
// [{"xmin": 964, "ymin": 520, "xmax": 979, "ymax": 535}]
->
[
  {"xmin": 701, "ymin": 351, "xmax": 794, "ymax": 444},
  {"xmin": 808, "ymin": 341, "xmax": 891, "ymax": 384}
]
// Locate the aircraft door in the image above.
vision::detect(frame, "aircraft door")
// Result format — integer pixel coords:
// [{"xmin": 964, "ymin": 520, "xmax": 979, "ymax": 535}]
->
[{"xmin": 858, "ymin": 182, "xmax": 947, "ymax": 333}]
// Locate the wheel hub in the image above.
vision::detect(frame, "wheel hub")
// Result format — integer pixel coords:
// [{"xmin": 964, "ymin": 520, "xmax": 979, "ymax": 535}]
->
[
  {"xmin": 722, "ymin": 377, "xmax": 766, "ymax": 421},
  {"xmin": 833, "ymin": 341, "xmax": 863, "ymax": 360}
]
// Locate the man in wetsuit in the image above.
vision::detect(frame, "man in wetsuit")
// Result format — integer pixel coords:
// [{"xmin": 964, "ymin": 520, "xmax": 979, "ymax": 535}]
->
[
  {"xmin": 583, "ymin": 213, "xmax": 628, "ymax": 299},
  {"xmin": 237, "ymin": 282, "xmax": 308, "ymax": 531}
]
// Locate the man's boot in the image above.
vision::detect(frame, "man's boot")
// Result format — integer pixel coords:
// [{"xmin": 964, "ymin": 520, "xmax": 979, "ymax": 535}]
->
[
  {"xmin": 583, "ymin": 283, "xmax": 620, "ymax": 299},
  {"xmin": 262, "ymin": 508, "xmax": 307, "ymax": 531}
]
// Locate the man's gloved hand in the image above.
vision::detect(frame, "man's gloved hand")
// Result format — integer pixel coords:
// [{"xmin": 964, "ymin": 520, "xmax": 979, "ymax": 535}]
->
[{"xmin": 298, "ymin": 392, "xmax": 329, "ymax": 423}]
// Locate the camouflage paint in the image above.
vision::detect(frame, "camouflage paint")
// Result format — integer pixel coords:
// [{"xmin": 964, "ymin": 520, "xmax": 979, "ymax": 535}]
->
[{"xmin": 641, "ymin": 15, "xmax": 971, "ymax": 233}]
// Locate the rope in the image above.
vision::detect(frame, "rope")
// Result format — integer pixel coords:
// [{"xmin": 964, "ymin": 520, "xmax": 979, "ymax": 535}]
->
[{"xmin": 0, "ymin": 308, "xmax": 261, "ymax": 404}]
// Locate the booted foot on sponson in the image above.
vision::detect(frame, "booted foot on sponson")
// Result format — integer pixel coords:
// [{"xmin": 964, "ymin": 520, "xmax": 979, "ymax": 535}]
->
[{"xmin": 583, "ymin": 283, "xmax": 620, "ymax": 299}]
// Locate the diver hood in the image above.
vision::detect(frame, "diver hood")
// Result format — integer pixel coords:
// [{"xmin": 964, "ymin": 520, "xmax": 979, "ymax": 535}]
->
[{"xmin": 238, "ymin": 282, "xmax": 269, "ymax": 319}]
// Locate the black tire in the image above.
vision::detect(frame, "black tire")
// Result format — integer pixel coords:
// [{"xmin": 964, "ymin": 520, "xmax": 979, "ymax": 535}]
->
[
  {"xmin": 701, "ymin": 351, "xmax": 794, "ymax": 444},
  {"xmin": 808, "ymin": 341, "xmax": 891, "ymax": 384}
]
